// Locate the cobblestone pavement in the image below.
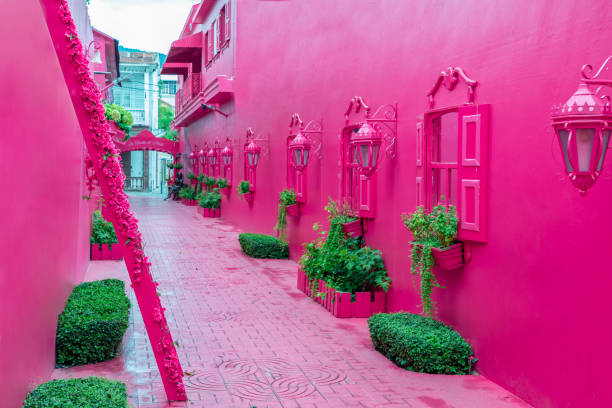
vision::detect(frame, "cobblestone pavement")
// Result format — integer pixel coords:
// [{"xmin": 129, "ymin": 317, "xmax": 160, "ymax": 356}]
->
[{"xmin": 52, "ymin": 196, "xmax": 531, "ymax": 408}]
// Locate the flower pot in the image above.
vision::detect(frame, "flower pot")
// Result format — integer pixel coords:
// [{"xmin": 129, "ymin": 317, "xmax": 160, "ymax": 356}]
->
[
  {"xmin": 431, "ymin": 242, "xmax": 464, "ymax": 270},
  {"xmin": 90, "ymin": 244, "xmax": 102, "ymax": 260},
  {"xmin": 210, "ymin": 208, "xmax": 220, "ymax": 217},
  {"xmin": 91, "ymin": 243, "xmax": 122, "ymax": 260},
  {"xmin": 341, "ymin": 219, "xmax": 362, "ymax": 238},
  {"xmin": 285, "ymin": 203, "xmax": 300, "ymax": 217},
  {"xmin": 242, "ymin": 192, "xmax": 253, "ymax": 203}
]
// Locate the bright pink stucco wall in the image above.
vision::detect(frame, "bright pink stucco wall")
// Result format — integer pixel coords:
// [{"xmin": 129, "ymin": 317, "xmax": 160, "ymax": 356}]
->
[
  {"xmin": 177, "ymin": 1, "xmax": 612, "ymax": 407},
  {"xmin": 0, "ymin": 1, "xmax": 92, "ymax": 406}
]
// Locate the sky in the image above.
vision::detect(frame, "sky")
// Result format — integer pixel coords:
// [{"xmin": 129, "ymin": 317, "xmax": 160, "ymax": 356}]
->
[{"xmin": 89, "ymin": 0, "xmax": 200, "ymax": 54}]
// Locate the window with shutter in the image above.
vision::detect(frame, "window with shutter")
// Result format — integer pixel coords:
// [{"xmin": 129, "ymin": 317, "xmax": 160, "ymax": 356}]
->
[
  {"xmin": 217, "ymin": 10, "xmax": 224, "ymax": 50},
  {"xmin": 207, "ymin": 27, "xmax": 214, "ymax": 65},
  {"xmin": 224, "ymin": 3, "xmax": 231, "ymax": 44},
  {"xmin": 419, "ymin": 104, "xmax": 489, "ymax": 243}
]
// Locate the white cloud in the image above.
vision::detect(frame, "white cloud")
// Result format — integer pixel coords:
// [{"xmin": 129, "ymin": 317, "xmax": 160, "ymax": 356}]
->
[{"xmin": 89, "ymin": 0, "xmax": 199, "ymax": 54}]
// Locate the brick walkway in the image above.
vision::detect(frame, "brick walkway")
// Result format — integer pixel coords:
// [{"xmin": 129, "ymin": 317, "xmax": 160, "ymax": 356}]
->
[{"xmin": 52, "ymin": 196, "xmax": 531, "ymax": 408}]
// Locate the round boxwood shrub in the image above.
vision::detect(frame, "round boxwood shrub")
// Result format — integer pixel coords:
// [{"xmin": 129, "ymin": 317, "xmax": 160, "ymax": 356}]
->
[
  {"xmin": 56, "ymin": 279, "xmax": 130, "ymax": 367},
  {"xmin": 368, "ymin": 313, "xmax": 475, "ymax": 374},
  {"xmin": 238, "ymin": 233, "xmax": 289, "ymax": 259},
  {"xmin": 23, "ymin": 377, "xmax": 127, "ymax": 408}
]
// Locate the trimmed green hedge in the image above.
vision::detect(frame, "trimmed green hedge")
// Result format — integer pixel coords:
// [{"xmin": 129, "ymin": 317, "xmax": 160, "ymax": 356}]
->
[
  {"xmin": 23, "ymin": 377, "xmax": 127, "ymax": 408},
  {"xmin": 368, "ymin": 313, "xmax": 475, "ymax": 374},
  {"xmin": 238, "ymin": 233, "xmax": 289, "ymax": 259},
  {"xmin": 56, "ymin": 279, "xmax": 130, "ymax": 367}
]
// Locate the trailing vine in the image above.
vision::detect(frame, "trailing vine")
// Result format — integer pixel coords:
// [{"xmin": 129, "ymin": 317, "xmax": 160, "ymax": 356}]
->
[
  {"xmin": 402, "ymin": 204, "xmax": 458, "ymax": 318},
  {"xmin": 274, "ymin": 189, "xmax": 296, "ymax": 242}
]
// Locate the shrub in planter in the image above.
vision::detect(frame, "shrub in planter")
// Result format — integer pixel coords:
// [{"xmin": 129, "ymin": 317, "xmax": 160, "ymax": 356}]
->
[
  {"xmin": 217, "ymin": 177, "xmax": 229, "ymax": 188},
  {"xmin": 178, "ymin": 186, "xmax": 198, "ymax": 204},
  {"xmin": 90, "ymin": 210, "xmax": 117, "ymax": 246},
  {"xmin": 239, "ymin": 233, "xmax": 289, "ymax": 259},
  {"xmin": 368, "ymin": 313, "xmax": 476, "ymax": 375},
  {"xmin": 174, "ymin": 162, "xmax": 184, "ymax": 170},
  {"xmin": 274, "ymin": 189, "xmax": 296, "ymax": 242},
  {"xmin": 401, "ymin": 205, "xmax": 461, "ymax": 317},
  {"xmin": 238, "ymin": 180, "xmax": 250, "ymax": 195},
  {"xmin": 104, "ymin": 102, "xmax": 133, "ymax": 138},
  {"xmin": 204, "ymin": 176, "xmax": 217, "ymax": 192},
  {"xmin": 56, "ymin": 279, "xmax": 130, "ymax": 367},
  {"xmin": 23, "ymin": 377, "xmax": 128, "ymax": 408},
  {"xmin": 198, "ymin": 189, "xmax": 222, "ymax": 217}
]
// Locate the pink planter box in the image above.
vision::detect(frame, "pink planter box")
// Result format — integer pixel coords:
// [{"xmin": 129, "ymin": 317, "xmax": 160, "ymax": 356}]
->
[
  {"xmin": 200, "ymin": 207, "xmax": 221, "ymax": 218},
  {"xmin": 431, "ymin": 242, "xmax": 464, "ymax": 270},
  {"xmin": 286, "ymin": 203, "xmax": 300, "ymax": 216},
  {"xmin": 90, "ymin": 243, "xmax": 122, "ymax": 260},
  {"xmin": 242, "ymin": 192, "xmax": 253, "ymax": 203},
  {"xmin": 341, "ymin": 219, "xmax": 362, "ymax": 238},
  {"xmin": 296, "ymin": 269, "xmax": 385, "ymax": 318},
  {"xmin": 184, "ymin": 199, "xmax": 197, "ymax": 206}
]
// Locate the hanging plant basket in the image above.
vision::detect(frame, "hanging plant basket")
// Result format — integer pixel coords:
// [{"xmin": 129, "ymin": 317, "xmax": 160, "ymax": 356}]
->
[
  {"xmin": 285, "ymin": 203, "xmax": 300, "ymax": 217},
  {"xmin": 242, "ymin": 192, "xmax": 253, "ymax": 203},
  {"xmin": 431, "ymin": 242, "xmax": 464, "ymax": 270},
  {"xmin": 341, "ymin": 219, "xmax": 362, "ymax": 238},
  {"xmin": 90, "ymin": 243, "xmax": 122, "ymax": 260}
]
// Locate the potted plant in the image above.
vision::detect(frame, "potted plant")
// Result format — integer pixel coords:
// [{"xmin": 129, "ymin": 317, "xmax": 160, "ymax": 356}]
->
[
  {"xmin": 178, "ymin": 187, "xmax": 198, "ymax": 205},
  {"xmin": 203, "ymin": 176, "xmax": 217, "ymax": 192},
  {"xmin": 174, "ymin": 163, "xmax": 184, "ymax": 170},
  {"xmin": 297, "ymin": 198, "xmax": 391, "ymax": 318},
  {"xmin": 90, "ymin": 210, "xmax": 122, "ymax": 260},
  {"xmin": 324, "ymin": 198, "xmax": 361, "ymax": 237},
  {"xmin": 196, "ymin": 174, "xmax": 205, "ymax": 194},
  {"xmin": 401, "ymin": 204, "xmax": 462, "ymax": 318},
  {"xmin": 217, "ymin": 177, "xmax": 229, "ymax": 189},
  {"xmin": 198, "ymin": 188, "xmax": 222, "ymax": 217},
  {"xmin": 237, "ymin": 180, "xmax": 252, "ymax": 202},
  {"xmin": 274, "ymin": 189, "xmax": 297, "ymax": 242}
]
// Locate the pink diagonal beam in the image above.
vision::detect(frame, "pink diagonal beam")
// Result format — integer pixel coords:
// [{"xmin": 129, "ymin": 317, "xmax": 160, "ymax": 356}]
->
[{"xmin": 39, "ymin": 0, "xmax": 187, "ymax": 401}]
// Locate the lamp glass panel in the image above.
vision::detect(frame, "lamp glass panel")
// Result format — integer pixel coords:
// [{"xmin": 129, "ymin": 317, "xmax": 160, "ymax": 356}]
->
[
  {"xmin": 558, "ymin": 129, "xmax": 573, "ymax": 172},
  {"xmin": 248, "ymin": 153, "xmax": 253, "ymax": 165},
  {"xmin": 372, "ymin": 145, "xmax": 380, "ymax": 167},
  {"xmin": 576, "ymin": 128, "xmax": 595, "ymax": 172},
  {"xmin": 294, "ymin": 149, "xmax": 302, "ymax": 167},
  {"xmin": 227, "ymin": 155, "xmax": 232, "ymax": 165},
  {"xmin": 222, "ymin": 156, "xmax": 227, "ymax": 165},
  {"xmin": 211, "ymin": 156, "xmax": 217, "ymax": 165},
  {"xmin": 353, "ymin": 146, "xmax": 359, "ymax": 164},
  {"xmin": 597, "ymin": 129, "xmax": 610, "ymax": 172},
  {"xmin": 303, "ymin": 149, "xmax": 309, "ymax": 166},
  {"xmin": 253, "ymin": 153, "xmax": 259, "ymax": 165},
  {"xmin": 360, "ymin": 144, "xmax": 369, "ymax": 167}
]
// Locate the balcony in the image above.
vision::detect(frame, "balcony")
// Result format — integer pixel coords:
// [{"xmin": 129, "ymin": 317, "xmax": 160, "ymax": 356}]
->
[{"xmin": 173, "ymin": 74, "xmax": 234, "ymax": 129}]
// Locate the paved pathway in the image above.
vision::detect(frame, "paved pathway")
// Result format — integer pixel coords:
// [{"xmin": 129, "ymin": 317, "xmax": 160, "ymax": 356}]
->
[{"xmin": 53, "ymin": 196, "xmax": 531, "ymax": 408}]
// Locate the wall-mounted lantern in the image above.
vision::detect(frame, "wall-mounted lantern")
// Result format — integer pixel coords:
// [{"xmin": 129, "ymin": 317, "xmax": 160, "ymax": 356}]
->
[
  {"xmin": 189, "ymin": 146, "xmax": 199, "ymax": 187},
  {"xmin": 287, "ymin": 113, "xmax": 322, "ymax": 205},
  {"xmin": 244, "ymin": 128, "xmax": 262, "ymax": 192},
  {"xmin": 198, "ymin": 146, "xmax": 207, "ymax": 177},
  {"xmin": 207, "ymin": 143, "xmax": 219, "ymax": 177},
  {"xmin": 353, "ymin": 122, "xmax": 382, "ymax": 175},
  {"xmin": 552, "ymin": 57, "xmax": 612, "ymax": 195},
  {"xmin": 220, "ymin": 138, "xmax": 233, "ymax": 186},
  {"xmin": 342, "ymin": 96, "xmax": 397, "ymax": 219}
]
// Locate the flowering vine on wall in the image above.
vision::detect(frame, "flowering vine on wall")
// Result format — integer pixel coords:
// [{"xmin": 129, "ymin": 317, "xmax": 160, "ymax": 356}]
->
[{"xmin": 42, "ymin": 0, "xmax": 186, "ymax": 400}]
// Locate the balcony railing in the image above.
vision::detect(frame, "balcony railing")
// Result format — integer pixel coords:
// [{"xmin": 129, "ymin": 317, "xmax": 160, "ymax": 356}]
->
[
  {"xmin": 177, "ymin": 72, "xmax": 202, "ymax": 115},
  {"xmin": 127, "ymin": 109, "xmax": 146, "ymax": 125},
  {"xmin": 125, "ymin": 177, "xmax": 145, "ymax": 191}
]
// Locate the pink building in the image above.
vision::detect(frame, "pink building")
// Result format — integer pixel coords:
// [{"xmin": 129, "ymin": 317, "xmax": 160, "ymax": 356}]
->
[
  {"xmin": 91, "ymin": 28, "xmax": 120, "ymax": 101},
  {"xmin": 162, "ymin": 1, "xmax": 612, "ymax": 407}
]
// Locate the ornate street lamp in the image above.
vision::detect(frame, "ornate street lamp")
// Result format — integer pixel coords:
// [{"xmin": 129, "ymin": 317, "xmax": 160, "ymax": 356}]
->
[
  {"xmin": 198, "ymin": 147, "xmax": 207, "ymax": 176},
  {"xmin": 207, "ymin": 147, "xmax": 218, "ymax": 176},
  {"xmin": 352, "ymin": 122, "xmax": 382, "ymax": 175},
  {"xmin": 245, "ymin": 139, "xmax": 261, "ymax": 169},
  {"xmin": 289, "ymin": 131, "xmax": 312, "ymax": 172},
  {"xmin": 221, "ymin": 142, "xmax": 233, "ymax": 184},
  {"xmin": 552, "ymin": 57, "xmax": 612, "ymax": 195}
]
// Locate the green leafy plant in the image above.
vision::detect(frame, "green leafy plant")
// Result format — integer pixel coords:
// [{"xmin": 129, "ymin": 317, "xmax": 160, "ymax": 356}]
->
[
  {"xmin": 178, "ymin": 187, "xmax": 197, "ymax": 200},
  {"xmin": 368, "ymin": 313, "xmax": 476, "ymax": 375},
  {"xmin": 104, "ymin": 103, "xmax": 133, "ymax": 138},
  {"xmin": 204, "ymin": 176, "xmax": 217, "ymax": 192},
  {"xmin": 401, "ymin": 205, "xmax": 458, "ymax": 317},
  {"xmin": 187, "ymin": 172, "xmax": 195, "ymax": 181},
  {"xmin": 299, "ymin": 198, "xmax": 390, "ymax": 296},
  {"xmin": 238, "ymin": 180, "xmax": 250, "ymax": 196},
  {"xmin": 274, "ymin": 189, "xmax": 297, "ymax": 242},
  {"xmin": 174, "ymin": 162, "xmax": 184, "ymax": 170},
  {"xmin": 196, "ymin": 174, "xmax": 205, "ymax": 194},
  {"xmin": 22, "ymin": 377, "xmax": 128, "ymax": 408},
  {"xmin": 198, "ymin": 188, "xmax": 222, "ymax": 209},
  {"xmin": 238, "ymin": 233, "xmax": 289, "ymax": 259},
  {"xmin": 90, "ymin": 210, "xmax": 118, "ymax": 247},
  {"xmin": 55, "ymin": 279, "xmax": 130, "ymax": 367},
  {"xmin": 167, "ymin": 162, "xmax": 175, "ymax": 169},
  {"xmin": 217, "ymin": 178, "xmax": 228, "ymax": 188}
]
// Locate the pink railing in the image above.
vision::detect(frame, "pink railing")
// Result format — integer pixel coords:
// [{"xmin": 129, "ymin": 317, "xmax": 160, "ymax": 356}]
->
[{"xmin": 177, "ymin": 73, "xmax": 202, "ymax": 115}]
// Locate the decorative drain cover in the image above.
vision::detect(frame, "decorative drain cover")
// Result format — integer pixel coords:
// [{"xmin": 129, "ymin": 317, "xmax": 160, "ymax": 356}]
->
[{"xmin": 185, "ymin": 358, "xmax": 347, "ymax": 400}]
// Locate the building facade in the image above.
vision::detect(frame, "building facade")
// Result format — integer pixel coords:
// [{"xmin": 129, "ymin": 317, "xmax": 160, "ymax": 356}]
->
[
  {"xmin": 163, "ymin": 1, "xmax": 612, "ymax": 407},
  {"xmin": 114, "ymin": 50, "xmax": 175, "ymax": 193}
]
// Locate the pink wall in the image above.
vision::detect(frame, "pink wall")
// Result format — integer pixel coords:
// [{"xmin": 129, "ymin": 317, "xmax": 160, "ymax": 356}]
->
[
  {"xmin": 174, "ymin": 1, "xmax": 612, "ymax": 407},
  {"xmin": 0, "ymin": 1, "xmax": 93, "ymax": 406}
]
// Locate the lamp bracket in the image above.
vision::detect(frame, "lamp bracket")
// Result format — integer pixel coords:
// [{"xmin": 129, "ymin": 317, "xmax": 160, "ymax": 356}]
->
[
  {"xmin": 289, "ymin": 113, "xmax": 323, "ymax": 159},
  {"xmin": 581, "ymin": 56, "xmax": 612, "ymax": 103},
  {"xmin": 245, "ymin": 127, "xmax": 270, "ymax": 158},
  {"xmin": 427, "ymin": 66, "xmax": 478, "ymax": 108},
  {"xmin": 345, "ymin": 96, "xmax": 398, "ymax": 160}
]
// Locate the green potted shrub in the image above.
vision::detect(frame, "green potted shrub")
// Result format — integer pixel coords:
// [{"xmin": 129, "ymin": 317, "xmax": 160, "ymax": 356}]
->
[
  {"xmin": 198, "ymin": 188, "xmax": 222, "ymax": 217},
  {"xmin": 178, "ymin": 186, "xmax": 198, "ymax": 206},
  {"xmin": 324, "ymin": 198, "xmax": 360, "ymax": 237},
  {"xmin": 217, "ymin": 177, "xmax": 229, "ymax": 192},
  {"xmin": 90, "ymin": 210, "xmax": 121, "ymax": 260},
  {"xmin": 401, "ymin": 204, "xmax": 462, "ymax": 318},
  {"xmin": 274, "ymin": 189, "xmax": 297, "ymax": 242},
  {"xmin": 237, "ymin": 180, "xmax": 252, "ymax": 202},
  {"xmin": 203, "ymin": 176, "xmax": 217, "ymax": 192},
  {"xmin": 297, "ymin": 197, "xmax": 391, "ymax": 318},
  {"xmin": 196, "ymin": 174, "xmax": 205, "ymax": 194}
]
